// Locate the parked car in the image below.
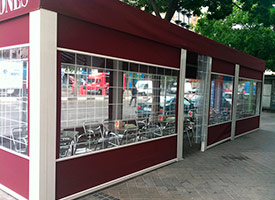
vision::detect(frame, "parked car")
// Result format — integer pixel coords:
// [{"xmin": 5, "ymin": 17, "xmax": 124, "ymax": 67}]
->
[
  {"xmin": 135, "ymin": 80, "xmax": 152, "ymax": 96},
  {"xmin": 223, "ymin": 92, "xmax": 233, "ymax": 104},
  {"xmin": 136, "ymin": 96, "xmax": 194, "ymax": 118}
]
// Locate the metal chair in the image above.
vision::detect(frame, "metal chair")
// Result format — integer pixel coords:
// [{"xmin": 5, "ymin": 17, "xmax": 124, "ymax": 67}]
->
[
  {"xmin": 184, "ymin": 118, "xmax": 194, "ymax": 147},
  {"xmin": 60, "ymin": 136, "xmax": 73, "ymax": 157},
  {"xmin": 80, "ymin": 120, "xmax": 104, "ymax": 152},
  {"xmin": 11, "ymin": 126, "xmax": 28, "ymax": 154},
  {"xmin": 102, "ymin": 119, "xmax": 120, "ymax": 147}
]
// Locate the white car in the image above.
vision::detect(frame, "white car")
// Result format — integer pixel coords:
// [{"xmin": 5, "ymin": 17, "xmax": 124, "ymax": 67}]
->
[{"xmin": 135, "ymin": 80, "xmax": 152, "ymax": 96}]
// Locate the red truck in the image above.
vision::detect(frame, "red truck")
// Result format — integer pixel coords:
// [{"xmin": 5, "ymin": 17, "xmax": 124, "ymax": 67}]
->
[{"xmin": 72, "ymin": 72, "xmax": 127, "ymax": 96}]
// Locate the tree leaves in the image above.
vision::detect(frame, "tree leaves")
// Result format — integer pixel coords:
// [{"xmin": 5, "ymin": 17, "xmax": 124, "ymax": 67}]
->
[{"xmin": 196, "ymin": 7, "xmax": 275, "ymax": 70}]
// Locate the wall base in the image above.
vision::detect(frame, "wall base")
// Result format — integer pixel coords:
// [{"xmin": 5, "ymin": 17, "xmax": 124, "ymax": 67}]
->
[
  {"xmin": 0, "ymin": 184, "xmax": 27, "ymax": 200},
  {"xmin": 59, "ymin": 159, "xmax": 177, "ymax": 200}
]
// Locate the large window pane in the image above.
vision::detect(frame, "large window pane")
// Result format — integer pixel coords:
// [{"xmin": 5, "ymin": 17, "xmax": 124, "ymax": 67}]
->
[
  {"xmin": 60, "ymin": 51, "xmax": 178, "ymax": 158},
  {"xmin": 237, "ymin": 79, "xmax": 262, "ymax": 119},
  {"xmin": 209, "ymin": 74, "xmax": 233, "ymax": 125},
  {"xmin": 0, "ymin": 47, "xmax": 29, "ymax": 155}
]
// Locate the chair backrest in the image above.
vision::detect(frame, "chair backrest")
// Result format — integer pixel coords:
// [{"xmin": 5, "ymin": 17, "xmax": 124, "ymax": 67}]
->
[
  {"xmin": 74, "ymin": 134, "xmax": 90, "ymax": 154},
  {"xmin": 102, "ymin": 119, "xmax": 116, "ymax": 134},
  {"xmin": 60, "ymin": 136, "xmax": 73, "ymax": 157},
  {"xmin": 11, "ymin": 125, "xmax": 28, "ymax": 153},
  {"xmin": 82, "ymin": 120, "xmax": 102, "ymax": 137},
  {"xmin": 11, "ymin": 126, "xmax": 27, "ymax": 139}
]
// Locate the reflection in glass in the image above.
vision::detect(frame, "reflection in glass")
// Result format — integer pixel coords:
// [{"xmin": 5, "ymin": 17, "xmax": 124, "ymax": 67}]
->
[
  {"xmin": 209, "ymin": 74, "xmax": 233, "ymax": 125},
  {"xmin": 0, "ymin": 47, "xmax": 29, "ymax": 155},
  {"xmin": 237, "ymin": 79, "xmax": 261, "ymax": 119},
  {"xmin": 60, "ymin": 52, "xmax": 178, "ymax": 158}
]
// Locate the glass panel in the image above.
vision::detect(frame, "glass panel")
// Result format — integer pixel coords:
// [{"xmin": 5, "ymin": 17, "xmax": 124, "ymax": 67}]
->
[
  {"xmin": 60, "ymin": 51, "xmax": 178, "ymax": 158},
  {"xmin": 0, "ymin": 47, "xmax": 29, "ymax": 155},
  {"xmin": 236, "ymin": 79, "xmax": 262, "ymax": 119},
  {"xmin": 209, "ymin": 74, "xmax": 233, "ymax": 125}
]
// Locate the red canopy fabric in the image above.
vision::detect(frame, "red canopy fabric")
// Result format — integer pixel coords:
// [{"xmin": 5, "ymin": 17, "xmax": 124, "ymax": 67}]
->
[
  {"xmin": 41, "ymin": 0, "xmax": 265, "ymax": 72},
  {"xmin": 0, "ymin": 0, "xmax": 265, "ymax": 72}
]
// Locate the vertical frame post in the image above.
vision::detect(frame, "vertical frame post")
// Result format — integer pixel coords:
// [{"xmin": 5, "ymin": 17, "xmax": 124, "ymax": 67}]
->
[
  {"xmin": 177, "ymin": 49, "xmax": 187, "ymax": 160},
  {"xmin": 231, "ymin": 64, "xmax": 240, "ymax": 140},
  {"xmin": 200, "ymin": 56, "xmax": 212, "ymax": 152},
  {"xmin": 29, "ymin": 9, "xmax": 57, "ymax": 200},
  {"xmin": 259, "ymin": 73, "xmax": 265, "ymax": 128}
]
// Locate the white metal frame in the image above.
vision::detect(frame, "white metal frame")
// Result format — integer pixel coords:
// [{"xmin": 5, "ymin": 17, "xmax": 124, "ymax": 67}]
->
[
  {"xmin": 208, "ymin": 120, "xmax": 232, "ymax": 128},
  {"xmin": 0, "ymin": 43, "xmax": 30, "ymax": 51},
  {"xmin": 236, "ymin": 76, "xmax": 263, "ymax": 122},
  {"xmin": 0, "ymin": 44, "xmax": 30, "ymax": 159},
  {"xmin": 231, "ymin": 64, "xmax": 240, "ymax": 140},
  {"xmin": 200, "ymin": 57, "xmax": 212, "ymax": 152},
  {"xmin": 236, "ymin": 114, "xmax": 260, "ymax": 121},
  {"xmin": 259, "ymin": 73, "xmax": 265, "ymax": 128},
  {"xmin": 58, "ymin": 48, "xmax": 180, "ymax": 161},
  {"xmin": 204, "ymin": 69, "xmax": 234, "ymax": 149},
  {"xmin": 0, "ymin": 146, "xmax": 29, "ymax": 160},
  {"xmin": 177, "ymin": 49, "xmax": 186, "ymax": 160},
  {"xmin": 29, "ymin": 9, "xmax": 57, "ymax": 200},
  {"xmin": 239, "ymin": 76, "xmax": 263, "ymax": 82},
  {"xmin": 211, "ymin": 71, "xmax": 234, "ymax": 77}
]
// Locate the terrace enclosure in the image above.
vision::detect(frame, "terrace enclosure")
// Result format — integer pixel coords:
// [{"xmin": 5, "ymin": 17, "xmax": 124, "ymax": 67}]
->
[{"xmin": 0, "ymin": 0, "xmax": 265, "ymax": 200}]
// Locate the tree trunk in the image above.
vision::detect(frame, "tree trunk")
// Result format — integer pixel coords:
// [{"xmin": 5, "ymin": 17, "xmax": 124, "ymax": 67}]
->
[{"xmin": 164, "ymin": 0, "xmax": 179, "ymax": 21}]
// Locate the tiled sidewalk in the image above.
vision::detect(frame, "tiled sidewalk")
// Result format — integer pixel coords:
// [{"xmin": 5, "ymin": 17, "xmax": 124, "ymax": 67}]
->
[
  {"xmin": 79, "ymin": 112, "xmax": 275, "ymax": 200},
  {"xmin": 1, "ymin": 112, "xmax": 275, "ymax": 200}
]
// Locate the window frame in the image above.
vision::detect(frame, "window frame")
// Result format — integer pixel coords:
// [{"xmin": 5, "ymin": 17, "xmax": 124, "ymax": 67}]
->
[
  {"xmin": 236, "ymin": 77, "xmax": 262, "ymax": 121},
  {"xmin": 0, "ymin": 44, "xmax": 29, "ymax": 159},
  {"xmin": 57, "ymin": 48, "xmax": 180, "ymax": 161},
  {"xmin": 208, "ymin": 72, "xmax": 234, "ymax": 127}
]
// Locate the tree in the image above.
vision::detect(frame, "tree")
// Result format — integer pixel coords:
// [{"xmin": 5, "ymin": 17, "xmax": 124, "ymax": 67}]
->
[
  {"xmin": 122, "ymin": 0, "xmax": 275, "ymax": 23},
  {"xmin": 195, "ymin": 4, "xmax": 275, "ymax": 71}
]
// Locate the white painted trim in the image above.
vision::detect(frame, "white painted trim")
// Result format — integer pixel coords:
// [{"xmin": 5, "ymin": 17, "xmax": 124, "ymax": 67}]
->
[
  {"xmin": 208, "ymin": 120, "xmax": 232, "ymax": 128},
  {"xmin": 231, "ymin": 64, "xmax": 239, "ymax": 140},
  {"xmin": 58, "ymin": 158, "xmax": 177, "ymax": 200},
  {"xmin": 206, "ymin": 137, "xmax": 231, "ymax": 150},
  {"xmin": 57, "ymin": 134, "xmax": 177, "ymax": 162},
  {"xmin": 29, "ymin": 9, "xmax": 57, "ymax": 200},
  {"xmin": 234, "ymin": 128, "xmax": 259, "ymax": 139},
  {"xmin": 0, "ymin": 146, "xmax": 29, "ymax": 160},
  {"xmin": 0, "ymin": 184, "xmax": 27, "ymax": 200},
  {"xmin": 259, "ymin": 73, "xmax": 265, "ymax": 127},
  {"xmin": 211, "ymin": 71, "xmax": 234, "ymax": 77},
  {"xmin": 57, "ymin": 47, "xmax": 180, "ymax": 70},
  {"xmin": 177, "ymin": 49, "xmax": 186, "ymax": 161},
  {"xmin": 236, "ymin": 114, "xmax": 260, "ymax": 121},
  {"xmin": 201, "ymin": 56, "xmax": 212, "ymax": 152},
  {"xmin": 239, "ymin": 77, "xmax": 263, "ymax": 82},
  {"xmin": 0, "ymin": 43, "xmax": 29, "ymax": 50}
]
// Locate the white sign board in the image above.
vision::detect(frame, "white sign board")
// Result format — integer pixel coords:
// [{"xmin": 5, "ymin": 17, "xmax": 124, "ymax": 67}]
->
[{"xmin": 0, "ymin": 61, "xmax": 23, "ymax": 89}]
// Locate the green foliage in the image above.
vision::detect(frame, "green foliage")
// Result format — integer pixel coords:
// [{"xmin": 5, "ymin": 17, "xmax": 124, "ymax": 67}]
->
[
  {"xmin": 195, "ymin": 5, "xmax": 275, "ymax": 70},
  {"xmin": 122, "ymin": 0, "xmax": 275, "ymax": 22},
  {"xmin": 123, "ymin": 0, "xmax": 275, "ymax": 70}
]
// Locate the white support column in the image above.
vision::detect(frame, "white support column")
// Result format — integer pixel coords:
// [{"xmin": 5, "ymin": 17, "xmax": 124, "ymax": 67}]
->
[
  {"xmin": 29, "ymin": 9, "xmax": 57, "ymax": 200},
  {"xmin": 177, "ymin": 49, "xmax": 187, "ymax": 161},
  {"xmin": 259, "ymin": 73, "xmax": 265, "ymax": 128},
  {"xmin": 231, "ymin": 64, "xmax": 240, "ymax": 140},
  {"xmin": 200, "ymin": 57, "xmax": 212, "ymax": 152}
]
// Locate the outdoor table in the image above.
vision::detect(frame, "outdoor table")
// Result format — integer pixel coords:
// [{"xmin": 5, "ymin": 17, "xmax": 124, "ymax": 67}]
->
[
  {"xmin": 61, "ymin": 130, "xmax": 79, "ymax": 141},
  {"xmin": 115, "ymin": 124, "xmax": 139, "ymax": 144}
]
